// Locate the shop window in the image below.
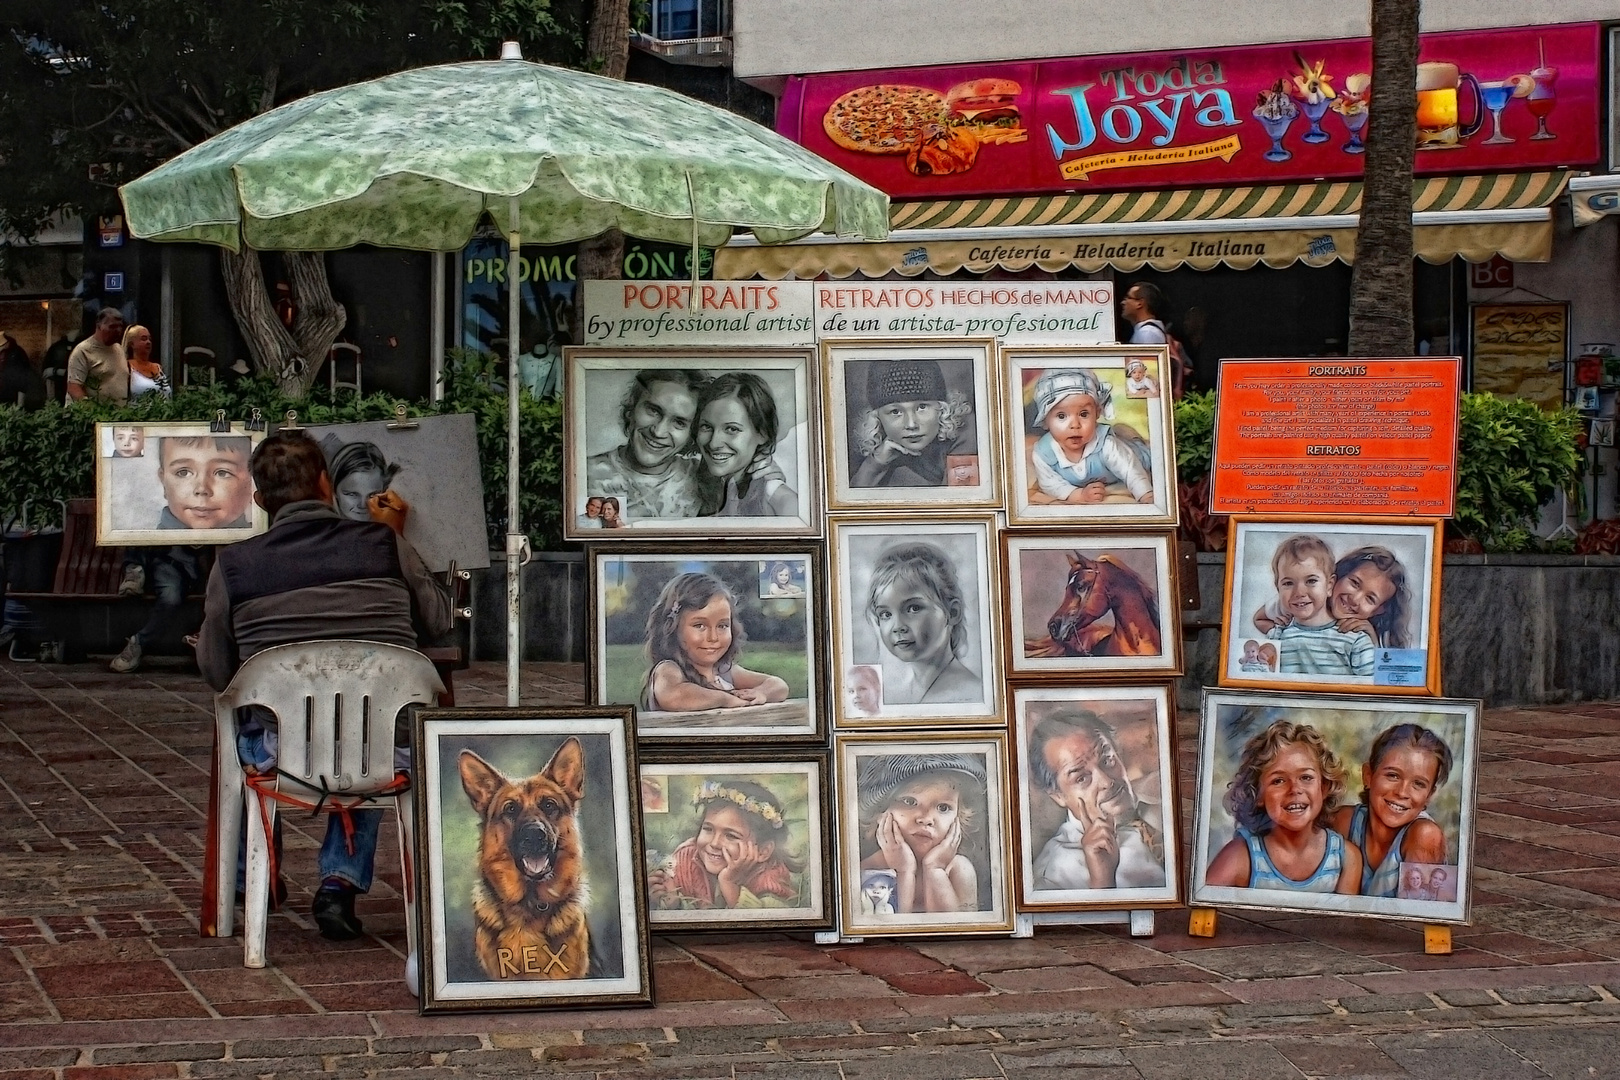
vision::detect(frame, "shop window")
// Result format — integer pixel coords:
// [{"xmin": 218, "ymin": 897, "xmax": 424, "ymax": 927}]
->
[{"xmin": 651, "ymin": 0, "xmax": 729, "ymax": 41}]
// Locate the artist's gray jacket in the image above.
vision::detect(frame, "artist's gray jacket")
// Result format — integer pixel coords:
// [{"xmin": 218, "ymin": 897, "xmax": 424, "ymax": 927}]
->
[{"xmin": 197, "ymin": 500, "xmax": 452, "ymax": 692}]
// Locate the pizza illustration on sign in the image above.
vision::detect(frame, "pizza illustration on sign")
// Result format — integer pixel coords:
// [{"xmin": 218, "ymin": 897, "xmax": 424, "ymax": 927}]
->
[{"xmin": 821, "ymin": 79, "xmax": 1027, "ymax": 177}]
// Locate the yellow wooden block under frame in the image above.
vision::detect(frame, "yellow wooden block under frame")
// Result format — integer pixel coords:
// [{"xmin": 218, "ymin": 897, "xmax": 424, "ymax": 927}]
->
[
  {"xmin": 1424, "ymin": 924, "xmax": 1453, "ymax": 955},
  {"xmin": 1188, "ymin": 907, "xmax": 1218, "ymax": 938}
]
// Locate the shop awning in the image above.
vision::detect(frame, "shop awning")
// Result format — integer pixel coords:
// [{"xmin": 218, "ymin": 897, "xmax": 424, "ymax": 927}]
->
[
  {"xmin": 1569, "ymin": 174, "xmax": 1620, "ymax": 226},
  {"xmin": 716, "ymin": 171, "xmax": 1568, "ymax": 280}
]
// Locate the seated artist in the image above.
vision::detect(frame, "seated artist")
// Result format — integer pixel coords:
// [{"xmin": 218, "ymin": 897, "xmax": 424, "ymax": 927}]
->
[{"xmin": 196, "ymin": 430, "xmax": 452, "ymax": 940}]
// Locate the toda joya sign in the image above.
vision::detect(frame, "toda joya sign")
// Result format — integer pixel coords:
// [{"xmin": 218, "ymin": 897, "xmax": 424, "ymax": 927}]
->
[
  {"xmin": 779, "ymin": 23, "xmax": 1600, "ymax": 199},
  {"xmin": 582, "ymin": 280, "xmax": 1113, "ymax": 347}
]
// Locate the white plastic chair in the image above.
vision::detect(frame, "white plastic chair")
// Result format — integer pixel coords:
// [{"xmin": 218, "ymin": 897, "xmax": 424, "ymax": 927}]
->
[
  {"xmin": 182, "ymin": 345, "xmax": 216, "ymax": 386},
  {"xmin": 328, "ymin": 342, "xmax": 362, "ymax": 395},
  {"xmin": 212, "ymin": 640, "xmax": 444, "ymax": 968}
]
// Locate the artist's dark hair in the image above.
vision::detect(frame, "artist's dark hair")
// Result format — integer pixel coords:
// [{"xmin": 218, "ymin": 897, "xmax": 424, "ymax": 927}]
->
[
  {"xmin": 1128, "ymin": 281, "xmax": 1166, "ymax": 319},
  {"xmin": 1333, "ymin": 545, "xmax": 1413, "ymax": 648},
  {"xmin": 642, "ymin": 572, "xmax": 744, "ymax": 693},
  {"xmin": 1359, "ymin": 723, "xmax": 1453, "ymax": 804},
  {"xmin": 1027, "ymin": 711, "xmax": 1117, "ymax": 793},
  {"xmin": 249, "ymin": 430, "xmax": 328, "ymax": 518},
  {"xmin": 618, "ymin": 368, "xmax": 707, "ymax": 442}
]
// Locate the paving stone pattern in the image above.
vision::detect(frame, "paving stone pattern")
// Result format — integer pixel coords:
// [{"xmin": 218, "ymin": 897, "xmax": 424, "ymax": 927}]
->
[{"xmin": 4, "ymin": 660, "xmax": 1620, "ymax": 1077}]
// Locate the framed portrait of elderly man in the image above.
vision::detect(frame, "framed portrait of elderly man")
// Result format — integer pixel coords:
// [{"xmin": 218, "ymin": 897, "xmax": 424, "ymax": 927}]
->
[
  {"xmin": 1189, "ymin": 689, "xmax": 1479, "ymax": 924},
  {"xmin": 563, "ymin": 348, "xmax": 819, "ymax": 539},
  {"xmin": 828, "ymin": 516, "xmax": 1001, "ymax": 727},
  {"xmin": 94, "ymin": 422, "xmax": 268, "ymax": 545},
  {"xmin": 999, "ymin": 347, "xmax": 1177, "ymax": 526},
  {"xmin": 821, "ymin": 338, "xmax": 1000, "ymax": 511},
  {"xmin": 1012, "ymin": 685, "xmax": 1181, "ymax": 910},
  {"xmin": 588, "ymin": 543, "xmax": 826, "ymax": 742}
]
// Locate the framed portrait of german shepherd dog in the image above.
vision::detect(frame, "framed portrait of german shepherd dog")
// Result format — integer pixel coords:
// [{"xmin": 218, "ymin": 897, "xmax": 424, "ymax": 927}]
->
[{"xmin": 413, "ymin": 706, "xmax": 651, "ymax": 1012}]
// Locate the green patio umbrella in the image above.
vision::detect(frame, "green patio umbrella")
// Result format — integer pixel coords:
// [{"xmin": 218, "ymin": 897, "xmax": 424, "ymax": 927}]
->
[{"xmin": 120, "ymin": 55, "xmax": 888, "ymax": 705}]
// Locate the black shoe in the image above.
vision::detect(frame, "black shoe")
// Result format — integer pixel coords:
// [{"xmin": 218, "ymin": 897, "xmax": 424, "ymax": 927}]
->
[{"xmin": 311, "ymin": 888, "xmax": 364, "ymax": 941}]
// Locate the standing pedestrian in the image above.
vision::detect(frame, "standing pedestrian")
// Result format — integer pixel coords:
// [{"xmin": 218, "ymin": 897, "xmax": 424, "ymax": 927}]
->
[
  {"xmin": 65, "ymin": 308, "xmax": 129, "ymax": 403},
  {"xmin": 1120, "ymin": 282, "xmax": 1169, "ymax": 346}
]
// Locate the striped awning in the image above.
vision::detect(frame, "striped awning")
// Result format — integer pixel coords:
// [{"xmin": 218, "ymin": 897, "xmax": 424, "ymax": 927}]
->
[{"xmin": 716, "ymin": 171, "xmax": 1569, "ymax": 280}]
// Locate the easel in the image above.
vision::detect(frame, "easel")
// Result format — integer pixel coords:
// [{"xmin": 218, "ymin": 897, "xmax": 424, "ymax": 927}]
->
[{"xmin": 1187, "ymin": 907, "xmax": 1452, "ymax": 954}]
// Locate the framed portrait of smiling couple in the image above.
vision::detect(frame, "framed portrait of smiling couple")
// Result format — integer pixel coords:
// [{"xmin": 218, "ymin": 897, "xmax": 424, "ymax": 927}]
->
[{"xmin": 562, "ymin": 348, "xmax": 820, "ymax": 540}]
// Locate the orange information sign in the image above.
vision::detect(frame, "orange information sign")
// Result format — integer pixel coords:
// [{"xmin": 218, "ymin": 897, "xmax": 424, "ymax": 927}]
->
[{"xmin": 1210, "ymin": 358, "xmax": 1461, "ymax": 518}]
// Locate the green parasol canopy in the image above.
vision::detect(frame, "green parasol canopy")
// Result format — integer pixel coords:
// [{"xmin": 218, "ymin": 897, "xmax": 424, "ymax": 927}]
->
[{"xmin": 120, "ymin": 59, "xmax": 888, "ymax": 251}]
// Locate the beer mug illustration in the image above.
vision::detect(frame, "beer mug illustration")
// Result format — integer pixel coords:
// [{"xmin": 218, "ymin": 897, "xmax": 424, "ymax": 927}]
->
[{"xmin": 1416, "ymin": 62, "xmax": 1483, "ymax": 148}]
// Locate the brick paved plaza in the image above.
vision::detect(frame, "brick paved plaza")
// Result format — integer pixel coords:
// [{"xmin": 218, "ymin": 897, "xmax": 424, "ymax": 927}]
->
[{"xmin": 4, "ymin": 659, "xmax": 1620, "ymax": 1077}]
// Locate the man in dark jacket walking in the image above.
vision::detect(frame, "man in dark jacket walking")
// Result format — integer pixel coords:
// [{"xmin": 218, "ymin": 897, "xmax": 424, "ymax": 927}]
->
[{"xmin": 197, "ymin": 429, "xmax": 451, "ymax": 940}]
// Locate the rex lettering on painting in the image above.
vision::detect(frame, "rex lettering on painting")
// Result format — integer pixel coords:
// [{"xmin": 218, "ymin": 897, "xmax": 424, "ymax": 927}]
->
[
  {"xmin": 780, "ymin": 23, "xmax": 1599, "ymax": 198},
  {"xmin": 1210, "ymin": 358, "xmax": 1462, "ymax": 518}
]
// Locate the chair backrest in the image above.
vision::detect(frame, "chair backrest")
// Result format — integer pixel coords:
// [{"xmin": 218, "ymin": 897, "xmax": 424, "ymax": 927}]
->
[
  {"xmin": 56, "ymin": 498, "xmax": 123, "ymax": 593},
  {"xmin": 219, "ymin": 640, "xmax": 445, "ymax": 795}
]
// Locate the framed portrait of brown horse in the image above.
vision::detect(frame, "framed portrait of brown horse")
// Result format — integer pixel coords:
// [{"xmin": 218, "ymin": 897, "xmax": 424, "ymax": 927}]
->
[{"xmin": 1000, "ymin": 530, "xmax": 1182, "ymax": 679}]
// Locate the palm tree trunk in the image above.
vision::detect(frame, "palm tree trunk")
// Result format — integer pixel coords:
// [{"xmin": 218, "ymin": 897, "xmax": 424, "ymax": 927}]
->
[
  {"xmin": 1348, "ymin": 0, "xmax": 1421, "ymax": 357},
  {"xmin": 577, "ymin": 0, "xmax": 633, "ymax": 323}
]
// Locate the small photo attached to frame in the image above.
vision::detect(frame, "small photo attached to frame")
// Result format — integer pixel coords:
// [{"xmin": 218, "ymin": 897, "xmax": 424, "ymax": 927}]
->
[
  {"xmin": 1190, "ymin": 688, "xmax": 1480, "ymax": 925},
  {"xmin": 1012, "ymin": 685, "xmax": 1182, "ymax": 910},
  {"xmin": 821, "ymin": 338, "xmax": 1000, "ymax": 511},
  {"xmin": 836, "ymin": 731, "xmax": 1014, "ymax": 937},
  {"xmin": 588, "ymin": 543, "xmax": 826, "ymax": 742},
  {"xmin": 412, "ymin": 706, "xmax": 651, "ymax": 1012},
  {"xmin": 829, "ymin": 515, "xmax": 1002, "ymax": 727},
  {"xmin": 1220, "ymin": 517, "xmax": 1443, "ymax": 696},
  {"xmin": 999, "ymin": 346, "xmax": 1177, "ymax": 526},
  {"xmin": 563, "ymin": 347, "xmax": 819, "ymax": 539},
  {"xmin": 1001, "ymin": 529, "xmax": 1182, "ymax": 678},
  {"xmin": 95, "ymin": 422, "xmax": 267, "ymax": 545},
  {"xmin": 638, "ymin": 749, "xmax": 832, "ymax": 932}
]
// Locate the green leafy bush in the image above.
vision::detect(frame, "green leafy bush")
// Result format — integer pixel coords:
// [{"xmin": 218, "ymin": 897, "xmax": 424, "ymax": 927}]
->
[
  {"xmin": 1452, "ymin": 392, "xmax": 1582, "ymax": 552},
  {"xmin": 0, "ymin": 350, "xmax": 566, "ymax": 549},
  {"xmin": 1173, "ymin": 390, "xmax": 1216, "ymax": 484}
]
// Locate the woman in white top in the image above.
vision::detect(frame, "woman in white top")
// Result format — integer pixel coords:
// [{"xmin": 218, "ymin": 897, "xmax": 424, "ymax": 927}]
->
[{"xmin": 121, "ymin": 325, "xmax": 171, "ymax": 400}]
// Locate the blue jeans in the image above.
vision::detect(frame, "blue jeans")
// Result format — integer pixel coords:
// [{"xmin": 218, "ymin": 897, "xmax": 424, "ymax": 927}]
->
[
  {"xmin": 235, "ymin": 726, "xmax": 384, "ymax": 893},
  {"xmin": 127, "ymin": 547, "xmax": 199, "ymax": 647}
]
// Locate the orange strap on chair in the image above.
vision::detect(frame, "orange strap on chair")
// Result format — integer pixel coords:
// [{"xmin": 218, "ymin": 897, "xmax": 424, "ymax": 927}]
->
[{"xmin": 243, "ymin": 771, "xmax": 411, "ymax": 889}]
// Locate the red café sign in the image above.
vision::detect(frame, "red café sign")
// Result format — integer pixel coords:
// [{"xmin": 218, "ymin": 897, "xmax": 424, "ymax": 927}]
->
[{"xmin": 780, "ymin": 23, "xmax": 1600, "ymax": 198}]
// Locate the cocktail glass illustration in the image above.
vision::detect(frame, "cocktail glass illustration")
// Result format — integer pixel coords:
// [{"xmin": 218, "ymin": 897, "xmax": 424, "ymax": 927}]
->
[
  {"xmin": 1300, "ymin": 96, "xmax": 1332, "ymax": 143},
  {"xmin": 1339, "ymin": 107, "xmax": 1369, "ymax": 153},
  {"xmin": 1477, "ymin": 79, "xmax": 1517, "ymax": 145},
  {"xmin": 1527, "ymin": 65, "xmax": 1558, "ymax": 140},
  {"xmin": 1256, "ymin": 110, "xmax": 1295, "ymax": 161}
]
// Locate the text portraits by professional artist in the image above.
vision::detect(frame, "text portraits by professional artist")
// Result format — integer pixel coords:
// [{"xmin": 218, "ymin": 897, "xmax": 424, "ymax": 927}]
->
[
  {"xmin": 95, "ymin": 422, "xmax": 267, "ymax": 545},
  {"xmin": 1012, "ymin": 686, "xmax": 1181, "ymax": 909},
  {"xmin": 836, "ymin": 733, "xmax": 1014, "ymax": 936},
  {"xmin": 1220, "ymin": 518, "xmax": 1443, "ymax": 695},
  {"xmin": 829, "ymin": 516, "xmax": 1001, "ymax": 726},
  {"xmin": 638, "ymin": 752, "xmax": 831, "ymax": 931},
  {"xmin": 589, "ymin": 545, "xmax": 825, "ymax": 741},
  {"xmin": 563, "ymin": 348, "xmax": 818, "ymax": 539},
  {"xmin": 999, "ymin": 347, "xmax": 1177, "ymax": 526},
  {"xmin": 822, "ymin": 338, "xmax": 999, "ymax": 510},
  {"xmin": 413, "ymin": 709, "xmax": 650, "ymax": 1012},
  {"xmin": 1189, "ymin": 690, "xmax": 1479, "ymax": 924},
  {"xmin": 1002, "ymin": 530, "xmax": 1182, "ymax": 678}
]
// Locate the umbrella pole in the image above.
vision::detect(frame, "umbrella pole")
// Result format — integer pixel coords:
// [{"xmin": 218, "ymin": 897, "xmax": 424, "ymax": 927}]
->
[{"xmin": 505, "ymin": 201, "xmax": 527, "ymax": 707}]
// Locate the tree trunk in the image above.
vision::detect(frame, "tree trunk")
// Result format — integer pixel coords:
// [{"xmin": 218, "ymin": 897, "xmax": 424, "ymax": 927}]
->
[
  {"xmin": 576, "ymin": 0, "xmax": 633, "ymax": 331},
  {"xmin": 220, "ymin": 245, "xmax": 346, "ymax": 399},
  {"xmin": 1348, "ymin": 0, "xmax": 1420, "ymax": 357}
]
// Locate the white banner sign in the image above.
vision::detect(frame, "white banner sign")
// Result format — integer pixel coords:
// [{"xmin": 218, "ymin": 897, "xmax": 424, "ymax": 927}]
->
[
  {"xmin": 581, "ymin": 281, "xmax": 816, "ymax": 347},
  {"xmin": 584, "ymin": 279, "xmax": 1116, "ymax": 348}
]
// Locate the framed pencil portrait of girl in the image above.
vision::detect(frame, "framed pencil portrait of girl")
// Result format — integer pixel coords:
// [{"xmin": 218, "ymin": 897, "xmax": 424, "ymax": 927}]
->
[
  {"xmin": 999, "ymin": 346, "xmax": 1177, "ymax": 526},
  {"xmin": 587, "ymin": 543, "xmax": 826, "ymax": 743},
  {"xmin": 836, "ymin": 732, "xmax": 1014, "ymax": 937},
  {"xmin": 821, "ymin": 338, "xmax": 1000, "ymax": 511},
  {"xmin": 828, "ymin": 515, "xmax": 1002, "ymax": 727},
  {"xmin": 1012, "ymin": 685, "xmax": 1182, "ymax": 911},
  {"xmin": 1189, "ymin": 689, "xmax": 1479, "ymax": 924},
  {"xmin": 1219, "ymin": 518, "xmax": 1443, "ymax": 696},
  {"xmin": 638, "ymin": 750, "xmax": 832, "ymax": 932},
  {"xmin": 563, "ymin": 348, "xmax": 820, "ymax": 540},
  {"xmin": 1001, "ymin": 530, "xmax": 1182, "ymax": 679}
]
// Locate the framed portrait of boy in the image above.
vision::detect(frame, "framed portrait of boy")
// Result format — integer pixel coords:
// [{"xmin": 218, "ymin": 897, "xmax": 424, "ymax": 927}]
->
[
  {"xmin": 1012, "ymin": 685, "xmax": 1182, "ymax": 910},
  {"xmin": 638, "ymin": 749, "xmax": 832, "ymax": 932},
  {"xmin": 1001, "ymin": 530, "xmax": 1182, "ymax": 679},
  {"xmin": 412, "ymin": 706, "xmax": 652, "ymax": 1012},
  {"xmin": 1219, "ymin": 518, "xmax": 1443, "ymax": 696},
  {"xmin": 587, "ymin": 543, "xmax": 826, "ymax": 742},
  {"xmin": 1189, "ymin": 689, "xmax": 1480, "ymax": 924},
  {"xmin": 821, "ymin": 338, "xmax": 1000, "ymax": 511},
  {"xmin": 95, "ymin": 422, "xmax": 268, "ymax": 545},
  {"xmin": 562, "ymin": 348, "xmax": 819, "ymax": 540},
  {"xmin": 999, "ymin": 347, "xmax": 1177, "ymax": 526},
  {"xmin": 828, "ymin": 515, "xmax": 1002, "ymax": 727},
  {"xmin": 836, "ymin": 732, "xmax": 1014, "ymax": 937}
]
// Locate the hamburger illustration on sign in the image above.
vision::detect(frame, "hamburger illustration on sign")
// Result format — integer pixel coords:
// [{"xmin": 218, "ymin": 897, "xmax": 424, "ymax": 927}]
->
[{"xmin": 822, "ymin": 78, "xmax": 1027, "ymax": 177}]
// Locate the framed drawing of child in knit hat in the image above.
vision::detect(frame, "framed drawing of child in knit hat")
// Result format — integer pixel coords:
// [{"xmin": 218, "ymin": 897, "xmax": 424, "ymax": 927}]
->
[
  {"xmin": 821, "ymin": 339, "xmax": 1000, "ymax": 511},
  {"xmin": 1000, "ymin": 347, "xmax": 1178, "ymax": 526}
]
